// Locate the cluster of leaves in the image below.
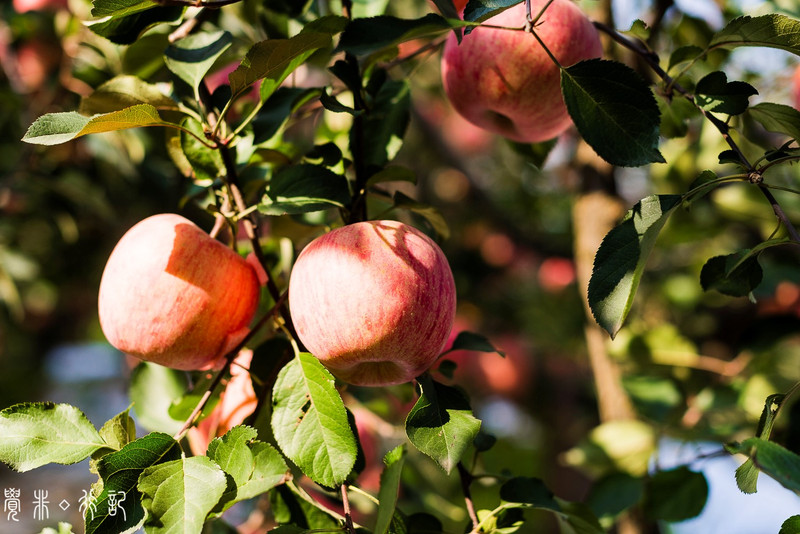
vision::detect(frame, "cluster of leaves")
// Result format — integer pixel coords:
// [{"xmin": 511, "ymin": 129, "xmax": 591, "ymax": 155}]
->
[{"xmin": 5, "ymin": 0, "xmax": 800, "ymax": 532}]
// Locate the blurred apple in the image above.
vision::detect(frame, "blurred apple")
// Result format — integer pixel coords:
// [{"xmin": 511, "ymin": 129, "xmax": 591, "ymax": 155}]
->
[
  {"xmin": 98, "ymin": 214, "xmax": 260, "ymax": 371},
  {"xmin": 792, "ymin": 64, "xmax": 800, "ymax": 110},
  {"xmin": 441, "ymin": 0, "xmax": 603, "ymax": 143},
  {"xmin": 13, "ymin": 0, "xmax": 67, "ymax": 12},
  {"xmin": 288, "ymin": 220, "xmax": 457, "ymax": 386}
]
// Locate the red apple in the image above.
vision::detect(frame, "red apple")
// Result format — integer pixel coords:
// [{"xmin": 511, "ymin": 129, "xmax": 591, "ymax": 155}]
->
[
  {"xmin": 98, "ymin": 214, "xmax": 260, "ymax": 371},
  {"xmin": 288, "ymin": 220, "xmax": 457, "ymax": 386},
  {"xmin": 792, "ymin": 65, "xmax": 800, "ymax": 110},
  {"xmin": 441, "ymin": 0, "xmax": 603, "ymax": 143}
]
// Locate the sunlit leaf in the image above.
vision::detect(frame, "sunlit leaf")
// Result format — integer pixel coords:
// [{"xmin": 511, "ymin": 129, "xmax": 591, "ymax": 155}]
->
[
  {"xmin": 91, "ymin": 0, "xmax": 158, "ymax": 18},
  {"xmin": 128, "ymin": 362, "xmax": 187, "ymax": 435},
  {"xmin": 700, "ymin": 251, "xmax": 763, "ymax": 297},
  {"xmin": 374, "ymin": 445, "xmax": 407, "ymax": 534},
  {"xmin": 260, "ymin": 164, "xmax": 351, "ymax": 215},
  {"xmin": 694, "ymin": 71, "xmax": 757, "ymax": 115},
  {"xmin": 87, "ymin": 7, "xmax": 183, "ymax": 45},
  {"xmin": 165, "ymin": 30, "xmax": 233, "ymax": 92},
  {"xmin": 709, "ymin": 14, "xmax": 800, "ymax": 55},
  {"xmin": 80, "ymin": 75, "xmax": 178, "ymax": 115}
]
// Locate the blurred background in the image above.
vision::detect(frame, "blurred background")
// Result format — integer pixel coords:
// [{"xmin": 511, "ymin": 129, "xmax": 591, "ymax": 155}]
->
[{"xmin": 3, "ymin": 0, "xmax": 800, "ymax": 532}]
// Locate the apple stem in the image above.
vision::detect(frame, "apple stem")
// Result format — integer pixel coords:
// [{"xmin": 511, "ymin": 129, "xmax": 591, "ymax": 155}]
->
[
  {"xmin": 458, "ymin": 462, "xmax": 480, "ymax": 532},
  {"xmin": 341, "ymin": 484, "xmax": 357, "ymax": 534}
]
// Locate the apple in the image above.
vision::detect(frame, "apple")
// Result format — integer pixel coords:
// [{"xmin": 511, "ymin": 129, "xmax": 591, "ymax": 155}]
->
[
  {"xmin": 98, "ymin": 214, "xmax": 260, "ymax": 371},
  {"xmin": 441, "ymin": 0, "xmax": 603, "ymax": 143},
  {"xmin": 288, "ymin": 220, "xmax": 457, "ymax": 386},
  {"xmin": 792, "ymin": 65, "xmax": 800, "ymax": 110}
]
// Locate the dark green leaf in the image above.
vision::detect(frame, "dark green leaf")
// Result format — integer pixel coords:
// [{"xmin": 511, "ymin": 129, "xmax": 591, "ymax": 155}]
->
[
  {"xmin": 781, "ymin": 515, "xmax": 800, "ymax": 534},
  {"xmin": 588, "ymin": 195, "xmax": 683, "ymax": 338},
  {"xmin": 165, "ymin": 30, "xmax": 233, "ymax": 93},
  {"xmin": 86, "ymin": 7, "xmax": 183, "ymax": 45},
  {"xmin": 129, "ymin": 362, "xmax": 187, "ymax": 435},
  {"xmin": 442, "ymin": 331, "xmax": 504, "ymax": 356},
  {"xmin": 180, "ymin": 117, "xmax": 225, "ymax": 183},
  {"xmin": 694, "ymin": 71, "xmax": 757, "ymax": 115},
  {"xmin": 91, "ymin": 0, "xmax": 157, "ymax": 17},
  {"xmin": 508, "ymin": 139, "xmax": 558, "ymax": 171},
  {"xmin": 700, "ymin": 251, "xmax": 763, "ymax": 297},
  {"xmin": 405, "ymin": 374, "xmax": 481, "ymax": 473},
  {"xmin": 431, "ymin": 0, "xmax": 460, "ymax": 19},
  {"xmin": 79, "ymin": 75, "xmax": 179, "ymax": 115},
  {"xmin": 586, "ymin": 472, "xmax": 643, "ymax": 520},
  {"xmin": 667, "ymin": 45, "xmax": 704, "ymax": 71},
  {"xmin": 357, "ymin": 78, "xmax": 411, "ymax": 169},
  {"xmin": 365, "ymin": 166, "xmax": 417, "ymax": 187},
  {"xmin": 375, "ymin": 445, "xmax": 407, "ymax": 534},
  {"xmin": 229, "ymin": 32, "xmax": 331, "ymax": 103},
  {"xmin": 85, "ymin": 432, "xmax": 182, "ymax": 534},
  {"xmin": 622, "ymin": 375, "xmax": 683, "ymax": 422},
  {"xmin": 261, "ymin": 164, "xmax": 350, "ymax": 215},
  {"xmin": 730, "ymin": 438, "xmax": 800, "ymax": 493},
  {"xmin": 271, "ymin": 484, "xmax": 342, "ymax": 529},
  {"xmin": 271, "ymin": 353, "xmax": 357, "ymax": 487},
  {"xmin": 437, "ymin": 359, "xmax": 457, "ymax": 380},
  {"xmin": 319, "ymin": 89, "xmax": 360, "ymax": 115},
  {"xmin": 23, "ymin": 105, "xmax": 168, "ymax": 146},
  {"xmin": 406, "ymin": 513, "xmax": 443, "ymax": 534},
  {"xmin": 253, "ymin": 87, "xmax": 320, "ymax": 144},
  {"xmin": 337, "ymin": 14, "xmax": 461, "ymax": 56},
  {"xmin": 561, "ymin": 59, "xmax": 664, "ymax": 167},
  {"xmin": 306, "ymin": 142, "xmax": 343, "ymax": 167},
  {"xmin": 0, "ymin": 403, "xmax": 106, "ymax": 472},
  {"xmin": 500, "ymin": 477, "xmax": 560, "ymax": 511},
  {"xmin": 392, "ymin": 191, "xmax": 450, "ymax": 240},
  {"xmin": 709, "ymin": 14, "xmax": 800, "ymax": 55},
  {"xmin": 748, "ymin": 102, "xmax": 800, "ymax": 141},
  {"xmin": 463, "ymin": 0, "xmax": 522, "ymax": 23},
  {"xmin": 473, "ymin": 431, "xmax": 497, "ymax": 452},
  {"xmin": 642, "ymin": 466, "xmax": 708, "ymax": 522}
]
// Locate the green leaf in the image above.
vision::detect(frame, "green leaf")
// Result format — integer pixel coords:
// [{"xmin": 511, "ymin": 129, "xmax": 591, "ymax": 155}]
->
[
  {"xmin": 588, "ymin": 195, "xmax": 683, "ymax": 338},
  {"xmin": 667, "ymin": 45, "xmax": 704, "ymax": 71},
  {"xmin": 270, "ymin": 484, "xmax": 342, "ymax": 529},
  {"xmin": 0, "ymin": 402, "xmax": 106, "ymax": 472},
  {"xmin": 180, "ymin": 116, "xmax": 225, "ymax": 183},
  {"xmin": 463, "ymin": 0, "xmax": 522, "ymax": 23},
  {"xmin": 253, "ymin": 87, "xmax": 320, "ymax": 144},
  {"xmin": 129, "ymin": 362, "xmax": 187, "ymax": 435},
  {"xmin": 365, "ymin": 166, "xmax": 416, "ymax": 187},
  {"xmin": 39, "ymin": 522, "xmax": 76, "ymax": 534},
  {"xmin": 431, "ymin": 0, "xmax": 459, "ymax": 19},
  {"xmin": 87, "ymin": 7, "xmax": 183, "ymax": 45},
  {"xmin": 500, "ymin": 477, "xmax": 560, "ymax": 511},
  {"xmin": 735, "ymin": 458, "xmax": 760, "ymax": 494},
  {"xmin": 700, "ymin": 251, "xmax": 763, "ymax": 297},
  {"xmin": 86, "ymin": 432, "xmax": 182, "ymax": 534},
  {"xmin": 642, "ymin": 466, "xmax": 708, "ymax": 522},
  {"xmin": 392, "ymin": 191, "xmax": 450, "ymax": 240},
  {"xmin": 261, "ymin": 164, "xmax": 351, "ymax": 215},
  {"xmin": 337, "ymin": 14, "xmax": 459, "ymax": 56},
  {"xmin": 729, "ymin": 438, "xmax": 800, "ymax": 493},
  {"xmin": 748, "ymin": 102, "xmax": 800, "ymax": 141},
  {"xmin": 97, "ymin": 407, "xmax": 136, "ymax": 453},
  {"xmin": 709, "ymin": 14, "xmax": 800, "ymax": 55},
  {"xmin": 165, "ymin": 31, "xmax": 233, "ymax": 93},
  {"xmin": 442, "ymin": 331, "xmax": 504, "ymax": 356},
  {"xmin": 405, "ymin": 374, "xmax": 481, "ymax": 473},
  {"xmin": 23, "ymin": 105, "xmax": 168, "ymax": 146},
  {"xmin": 91, "ymin": 0, "xmax": 157, "ymax": 17},
  {"xmin": 375, "ymin": 445, "xmax": 407, "ymax": 534},
  {"xmin": 781, "ymin": 515, "xmax": 800, "ymax": 534},
  {"xmin": 271, "ymin": 353, "xmax": 358, "ymax": 488},
  {"xmin": 80, "ymin": 75, "xmax": 178, "ymax": 116},
  {"xmin": 585, "ymin": 472, "xmax": 643, "ymax": 520},
  {"xmin": 561, "ymin": 59, "xmax": 664, "ymax": 167},
  {"xmin": 358, "ymin": 78, "xmax": 411, "ymax": 169},
  {"xmin": 138, "ymin": 456, "xmax": 227, "ymax": 534},
  {"xmin": 229, "ymin": 32, "xmax": 332, "ymax": 103},
  {"xmin": 694, "ymin": 71, "xmax": 757, "ymax": 115},
  {"xmin": 207, "ymin": 425, "xmax": 291, "ymax": 514}
]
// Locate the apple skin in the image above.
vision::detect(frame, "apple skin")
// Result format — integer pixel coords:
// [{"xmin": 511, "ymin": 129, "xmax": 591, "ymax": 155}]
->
[
  {"xmin": 792, "ymin": 65, "xmax": 800, "ymax": 110},
  {"xmin": 288, "ymin": 220, "xmax": 457, "ymax": 386},
  {"xmin": 98, "ymin": 214, "xmax": 260, "ymax": 371},
  {"xmin": 441, "ymin": 0, "xmax": 603, "ymax": 143}
]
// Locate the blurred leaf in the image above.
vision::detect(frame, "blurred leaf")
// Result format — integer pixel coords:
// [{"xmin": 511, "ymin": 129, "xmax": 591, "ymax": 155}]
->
[
  {"xmin": 700, "ymin": 251, "xmax": 763, "ymax": 297},
  {"xmin": 562, "ymin": 59, "xmax": 665, "ymax": 167},
  {"xmin": 261, "ymin": 164, "xmax": 351, "ymax": 215},
  {"xmin": 667, "ymin": 45, "xmax": 704, "ymax": 71},
  {"xmin": 129, "ymin": 362, "xmax": 187, "ymax": 435},
  {"xmin": 167, "ymin": 370, "xmax": 222, "ymax": 423},
  {"xmin": 229, "ymin": 32, "xmax": 331, "ymax": 103},
  {"xmin": 500, "ymin": 477, "xmax": 559, "ymax": 511},
  {"xmin": 406, "ymin": 513, "xmax": 443, "ymax": 534},
  {"xmin": 431, "ymin": 0, "xmax": 459, "ymax": 19},
  {"xmin": 39, "ymin": 523, "xmax": 76, "ymax": 534},
  {"xmin": 80, "ymin": 75, "xmax": 178, "ymax": 115},
  {"xmin": 729, "ymin": 438, "xmax": 800, "ymax": 493},
  {"xmin": 87, "ymin": 7, "xmax": 183, "ymax": 45},
  {"xmin": 271, "ymin": 483, "xmax": 342, "ymax": 529},
  {"xmin": 253, "ymin": 87, "xmax": 320, "ymax": 144},
  {"xmin": 694, "ymin": 71, "xmax": 757, "ymax": 115},
  {"xmin": 337, "ymin": 14, "xmax": 459, "ymax": 56},
  {"xmin": 642, "ymin": 467, "xmax": 708, "ymax": 522},
  {"xmin": 585, "ymin": 472, "xmax": 643, "ymax": 520},
  {"xmin": 97, "ymin": 407, "xmax": 136, "ymax": 453},
  {"xmin": 405, "ymin": 374, "xmax": 481, "ymax": 473},
  {"xmin": 23, "ymin": 105, "xmax": 169, "ymax": 146},
  {"xmin": 91, "ymin": 0, "xmax": 158, "ymax": 17},
  {"xmin": 86, "ymin": 432, "xmax": 182, "ymax": 534},
  {"xmin": 271, "ymin": 353, "xmax": 357, "ymax": 487},
  {"xmin": 508, "ymin": 139, "xmax": 557, "ymax": 170},
  {"xmin": 207, "ymin": 425, "xmax": 291, "ymax": 514},
  {"xmin": 473, "ymin": 431, "xmax": 497, "ymax": 452},
  {"xmin": 748, "ymin": 102, "xmax": 800, "ymax": 141},
  {"xmin": 564, "ymin": 420, "xmax": 656, "ymax": 478},
  {"xmin": 358, "ymin": 78, "xmax": 411, "ymax": 169},
  {"xmin": 165, "ymin": 31, "xmax": 233, "ymax": 93},
  {"xmin": 622, "ymin": 375, "xmax": 683, "ymax": 422},
  {"xmin": 463, "ymin": 0, "xmax": 521, "ymax": 22},
  {"xmin": 392, "ymin": 192, "xmax": 450, "ymax": 240},
  {"xmin": 781, "ymin": 515, "xmax": 800, "ymax": 534},
  {"xmin": 0, "ymin": 403, "xmax": 106, "ymax": 472},
  {"xmin": 709, "ymin": 14, "xmax": 800, "ymax": 55},
  {"xmin": 624, "ymin": 19, "xmax": 650, "ymax": 42},
  {"xmin": 366, "ymin": 166, "xmax": 417, "ymax": 187},
  {"xmin": 375, "ymin": 445, "xmax": 407, "ymax": 534},
  {"xmin": 588, "ymin": 195, "xmax": 683, "ymax": 338},
  {"xmin": 138, "ymin": 456, "xmax": 227, "ymax": 533},
  {"xmin": 443, "ymin": 331, "xmax": 504, "ymax": 356},
  {"xmin": 306, "ymin": 142, "xmax": 343, "ymax": 167}
]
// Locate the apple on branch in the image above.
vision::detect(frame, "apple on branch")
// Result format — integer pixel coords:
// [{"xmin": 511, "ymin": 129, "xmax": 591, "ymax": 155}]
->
[
  {"xmin": 441, "ymin": 0, "xmax": 603, "ymax": 143},
  {"xmin": 288, "ymin": 220, "xmax": 457, "ymax": 387},
  {"xmin": 98, "ymin": 214, "xmax": 261, "ymax": 371}
]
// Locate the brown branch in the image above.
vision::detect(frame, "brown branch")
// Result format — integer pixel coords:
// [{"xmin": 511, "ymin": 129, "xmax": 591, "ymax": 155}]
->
[
  {"xmin": 341, "ymin": 484, "xmax": 356, "ymax": 534},
  {"xmin": 458, "ymin": 462, "xmax": 480, "ymax": 532}
]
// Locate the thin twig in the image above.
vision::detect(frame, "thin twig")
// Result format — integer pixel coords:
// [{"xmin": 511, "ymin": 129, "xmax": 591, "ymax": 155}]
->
[
  {"xmin": 341, "ymin": 484, "xmax": 356, "ymax": 534},
  {"xmin": 457, "ymin": 462, "xmax": 479, "ymax": 532}
]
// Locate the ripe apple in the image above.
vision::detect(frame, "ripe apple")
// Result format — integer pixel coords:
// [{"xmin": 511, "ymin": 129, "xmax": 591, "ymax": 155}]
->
[
  {"xmin": 792, "ymin": 65, "xmax": 800, "ymax": 110},
  {"xmin": 98, "ymin": 214, "xmax": 260, "ymax": 371},
  {"xmin": 288, "ymin": 220, "xmax": 457, "ymax": 386},
  {"xmin": 441, "ymin": 0, "xmax": 603, "ymax": 143}
]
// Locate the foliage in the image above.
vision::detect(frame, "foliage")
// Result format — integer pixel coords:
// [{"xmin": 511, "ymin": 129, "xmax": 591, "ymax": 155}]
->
[{"xmin": 3, "ymin": 0, "xmax": 800, "ymax": 532}]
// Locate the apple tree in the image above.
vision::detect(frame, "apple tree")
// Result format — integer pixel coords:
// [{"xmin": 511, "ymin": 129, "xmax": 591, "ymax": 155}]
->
[{"xmin": 2, "ymin": 0, "xmax": 800, "ymax": 532}]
